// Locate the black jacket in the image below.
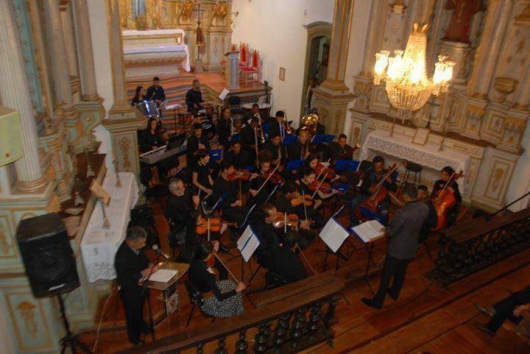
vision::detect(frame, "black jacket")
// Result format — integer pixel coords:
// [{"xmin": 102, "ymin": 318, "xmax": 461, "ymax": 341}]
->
[
  {"xmin": 114, "ymin": 241, "xmax": 149, "ymax": 290},
  {"xmin": 147, "ymin": 85, "xmax": 165, "ymax": 102}
]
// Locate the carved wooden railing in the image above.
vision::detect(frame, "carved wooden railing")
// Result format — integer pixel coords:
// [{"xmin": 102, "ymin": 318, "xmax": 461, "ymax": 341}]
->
[
  {"xmin": 121, "ymin": 274, "xmax": 344, "ymax": 354},
  {"xmin": 432, "ymin": 208, "xmax": 530, "ymax": 286}
]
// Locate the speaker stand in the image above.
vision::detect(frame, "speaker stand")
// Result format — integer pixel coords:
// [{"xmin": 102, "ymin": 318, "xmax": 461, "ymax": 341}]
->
[{"xmin": 57, "ymin": 294, "xmax": 92, "ymax": 354}]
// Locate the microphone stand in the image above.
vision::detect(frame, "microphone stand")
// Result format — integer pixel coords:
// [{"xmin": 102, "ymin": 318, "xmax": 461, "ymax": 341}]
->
[{"xmin": 141, "ymin": 254, "xmax": 160, "ymax": 341}]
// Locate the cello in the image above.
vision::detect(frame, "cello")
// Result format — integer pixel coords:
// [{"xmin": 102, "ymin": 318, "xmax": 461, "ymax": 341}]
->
[
  {"xmin": 431, "ymin": 170, "xmax": 464, "ymax": 231},
  {"xmin": 362, "ymin": 161, "xmax": 404, "ymax": 212}
]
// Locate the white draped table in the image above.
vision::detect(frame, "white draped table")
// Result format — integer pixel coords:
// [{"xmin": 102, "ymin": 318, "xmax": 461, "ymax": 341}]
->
[
  {"xmin": 81, "ymin": 173, "xmax": 139, "ymax": 283},
  {"xmin": 360, "ymin": 130, "xmax": 470, "ymax": 190}
]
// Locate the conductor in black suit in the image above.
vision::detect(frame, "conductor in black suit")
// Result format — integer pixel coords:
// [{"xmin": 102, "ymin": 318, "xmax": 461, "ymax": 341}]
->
[
  {"xmin": 362, "ymin": 185, "xmax": 429, "ymax": 309},
  {"xmin": 115, "ymin": 227, "xmax": 157, "ymax": 345}
]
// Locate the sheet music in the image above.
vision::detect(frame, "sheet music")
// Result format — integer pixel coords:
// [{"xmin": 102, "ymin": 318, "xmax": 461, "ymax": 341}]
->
[
  {"xmin": 219, "ymin": 88, "xmax": 230, "ymax": 101},
  {"xmin": 149, "ymin": 269, "xmax": 178, "ymax": 283},
  {"xmin": 351, "ymin": 220, "xmax": 386, "ymax": 243},
  {"xmin": 237, "ymin": 225, "xmax": 260, "ymax": 262},
  {"xmin": 319, "ymin": 218, "xmax": 350, "ymax": 253}
]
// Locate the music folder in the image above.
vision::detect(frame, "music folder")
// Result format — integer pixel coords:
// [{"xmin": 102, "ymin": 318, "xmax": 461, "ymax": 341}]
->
[
  {"xmin": 319, "ymin": 218, "xmax": 350, "ymax": 253},
  {"xmin": 350, "ymin": 220, "xmax": 386, "ymax": 244},
  {"xmin": 237, "ymin": 225, "xmax": 260, "ymax": 262},
  {"xmin": 334, "ymin": 159, "xmax": 359, "ymax": 172},
  {"xmin": 312, "ymin": 134, "xmax": 335, "ymax": 144},
  {"xmin": 286, "ymin": 159, "xmax": 304, "ymax": 171},
  {"xmin": 283, "ymin": 135, "xmax": 298, "ymax": 146}
]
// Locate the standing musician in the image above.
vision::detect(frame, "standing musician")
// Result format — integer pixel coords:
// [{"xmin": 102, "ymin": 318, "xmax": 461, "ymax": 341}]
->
[
  {"xmin": 250, "ymin": 204, "xmax": 308, "ymax": 285},
  {"xmin": 329, "ymin": 134, "xmax": 355, "ymax": 162},
  {"xmin": 224, "ymin": 140, "xmax": 254, "ymax": 170},
  {"xmin": 189, "ymin": 241, "xmax": 246, "ymax": 318},
  {"xmin": 114, "ymin": 227, "xmax": 156, "ymax": 346},
  {"xmin": 248, "ymin": 151, "xmax": 282, "ymax": 207},
  {"xmin": 187, "ymin": 123, "xmax": 210, "ymax": 170},
  {"xmin": 288, "ymin": 129, "xmax": 313, "ymax": 161},
  {"xmin": 266, "ymin": 110, "xmax": 293, "ymax": 140},
  {"xmin": 240, "ymin": 116, "xmax": 264, "ymax": 159},
  {"xmin": 186, "ymin": 79, "xmax": 205, "ymax": 117},
  {"xmin": 147, "ymin": 76, "xmax": 166, "ymax": 105},
  {"xmin": 349, "ymin": 155, "xmax": 397, "ymax": 227},
  {"xmin": 131, "ymin": 86, "xmax": 146, "ymax": 106},
  {"xmin": 167, "ymin": 179, "xmax": 201, "ymax": 248},
  {"xmin": 263, "ymin": 133, "xmax": 288, "ymax": 172},
  {"xmin": 192, "ymin": 149, "xmax": 214, "ymax": 195},
  {"xmin": 217, "ymin": 107, "xmax": 232, "ymax": 148},
  {"xmin": 139, "ymin": 117, "xmax": 165, "ymax": 154},
  {"xmin": 362, "ymin": 185, "xmax": 429, "ymax": 309},
  {"xmin": 212, "ymin": 161, "xmax": 254, "ymax": 227}
]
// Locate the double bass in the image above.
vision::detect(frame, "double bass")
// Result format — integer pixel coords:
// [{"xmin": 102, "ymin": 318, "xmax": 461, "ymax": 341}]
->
[{"xmin": 431, "ymin": 170, "xmax": 464, "ymax": 231}]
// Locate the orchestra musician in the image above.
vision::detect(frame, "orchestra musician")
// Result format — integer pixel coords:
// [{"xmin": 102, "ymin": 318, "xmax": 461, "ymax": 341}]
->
[
  {"xmin": 263, "ymin": 133, "xmax": 288, "ymax": 171},
  {"xmin": 240, "ymin": 116, "xmax": 264, "ymax": 158},
  {"xmin": 245, "ymin": 103, "xmax": 261, "ymax": 124},
  {"xmin": 432, "ymin": 166, "xmax": 462, "ymax": 228},
  {"xmin": 329, "ymin": 134, "xmax": 355, "ymax": 162},
  {"xmin": 217, "ymin": 107, "xmax": 232, "ymax": 148},
  {"xmin": 248, "ymin": 151, "xmax": 281, "ymax": 207},
  {"xmin": 250, "ymin": 203, "xmax": 308, "ymax": 285},
  {"xmin": 304, "ymin": 154, "xmax": 340, "ymax": 183},
  {"xmin": 189, "ymin": 241, "xmax": 246, "ymax": 317},
  {"xmin": 192, "ymin": 149, "xmax": 214, "ymax": 196},
  {"xmin": 224, "ymin": 140, "xmax": 254, "ymax": 170},
  {"xmin": 139, "ymin": 117, "xmax": 164, "ymax": 154},
  {"xmin": 349, "ymin": 155, "xmax": 397, "ymax": 226},
  {"xmin": 186, "ymin": 79, "xmax": 205, "ymax": 117},
  {"xmin": 266, "ymin": 110, "xmax": 292, "ymax": 140},
  {"xmin": 288, "ymin": 128, "xmax": 313, "ymax": 175},
  {"xmin": 167, "ymin": 179, "xmax": 201, "ymax": 249},
  {"xmin": 212, "ymin": 161, "xmax": 254, "ymax": 227},
  {"xmin": 147, "ymin": 76, "xmax": 166, "ymax": 105},
  {"xmin": 299, "ymin": 168, "xmax": 338, "ymax": 228},
  {"xmin": 187, "ymin": 123, "xmax": 210, "ymax": 170},
  {"xmin": 362, "ymin": 184, "xmax": 429, "ymax": 310},
  {"xmin": 131, "ymin": 86, "xmax": 146, "ymax": 106}
]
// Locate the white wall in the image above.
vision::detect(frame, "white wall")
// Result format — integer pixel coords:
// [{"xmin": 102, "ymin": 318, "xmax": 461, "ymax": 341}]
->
[{"xmin": 231, "ymin": 0, "xmax": 334, "ymax": 123}]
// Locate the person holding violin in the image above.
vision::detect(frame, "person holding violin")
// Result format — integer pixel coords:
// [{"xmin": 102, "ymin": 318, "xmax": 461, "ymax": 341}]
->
[
  {"xmin": 349, "ymin": 155, "xmax": 397, "ymax": 227},
  {"xmin": 139, "ymin": 117, "xmax": 165, "ymax": 154},
  {"xmin": 212, "ymin": 161, "xmax": 254, "ymax": 227},
  {"xmin": 362, "ymin": 185, "xmax": 429, "ymax": 310},
  {"xmin": 304, "ymin": 154, "xmax": 340, "ymax": 183},
  {"xmin": 248, "ymin": 151, "xmax": 283, "ymax": 207},
  {"xmin": 224, "ymin": 140, "xmax": 254, "ymax": 170},
  {"xmin": 263, "ymin": 133, "xmax": 288, "ymax": 172},
  {"xmin": 187, "ymin": 123, "xmax": 210, "ymax": 170},
  {"xmin": 189, "ymin": 241, "xmax": 246, "ymax": 318},
  {"xmin": 329, "ymin": 134, "xmax": 355, "ymax": 162},
  {"xmin": 167, "ymin": 179, "xmax": 201, "ymax": 250},
  {"xmin": 250, "ymin": 204, "xmax": 307, "ymax": 285},
  {"xmin": 192, "ymin": 149, "xmax": 214, "ymax": 196},
  {"xmin": 298, "ymin": 168, "xmax": 336, "ymax": 228}
]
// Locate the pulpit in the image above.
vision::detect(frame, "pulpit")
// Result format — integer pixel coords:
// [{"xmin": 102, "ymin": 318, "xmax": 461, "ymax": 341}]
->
[{"xmin": 225, "ymin": 51, "xmax": 240, "ymax": 89}]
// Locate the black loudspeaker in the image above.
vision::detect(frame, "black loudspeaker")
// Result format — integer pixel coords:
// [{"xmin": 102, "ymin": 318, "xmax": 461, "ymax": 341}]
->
[{"xmin": 17, "ymin": 214, "xmax": 80, "ymax": 298}]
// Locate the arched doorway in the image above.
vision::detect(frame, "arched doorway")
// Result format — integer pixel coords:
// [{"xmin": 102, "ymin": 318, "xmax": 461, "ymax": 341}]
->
[{"xmin": 301, "ymin": 22, "xmax": 332, "ymax": 115}]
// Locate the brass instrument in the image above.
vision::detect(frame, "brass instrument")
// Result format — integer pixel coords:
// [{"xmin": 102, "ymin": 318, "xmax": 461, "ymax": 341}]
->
[
  {"xmin": 301, "ymin": 112, "xmax": 320, "ymax": 135},
  {"xmin": 253, "ymin": 125, "xmax": 260, "ymax": 168},
  {"xmin": 255, "ymin": 113, "xmax": 266, "ymax": 144},
  {"xmin": 282, "ymin": 109, "xmax": 293, "ymax": 135}
]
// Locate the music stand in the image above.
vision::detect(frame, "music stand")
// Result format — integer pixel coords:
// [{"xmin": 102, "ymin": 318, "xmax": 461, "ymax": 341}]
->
[{"xmin": 319, "ymin": 215, "xmax": 351, "ymax": 276}]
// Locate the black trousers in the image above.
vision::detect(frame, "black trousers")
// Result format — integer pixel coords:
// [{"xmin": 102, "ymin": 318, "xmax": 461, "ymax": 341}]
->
[
  {"xmin": 120, "ymin": 287, "xmax": 148, "ymax": 343},
  {"xmin": 372, "ymin": 254, "xmax": 411, "ymax": 308},
  {"xmin": 487, "ymin": 286, "xmax": 530, "ymax": 333}
]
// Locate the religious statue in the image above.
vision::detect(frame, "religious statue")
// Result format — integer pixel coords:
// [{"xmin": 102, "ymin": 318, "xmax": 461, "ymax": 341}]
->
[
  {"xmin": 443, "ymin": 0, "xmax": 484, "ymax": 43},
  {"xmin": 180, "ymin": 0, "xmax": 195, "ymax": 25},
  {"xmin": 212, "ymin": 2, "xmax": 229, "ymax": 26}
]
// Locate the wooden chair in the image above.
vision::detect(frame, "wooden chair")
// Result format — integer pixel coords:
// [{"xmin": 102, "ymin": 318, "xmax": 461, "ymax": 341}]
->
[
  {"xmin": 239, "ymin": 42, "xmax": 249, "ymax": 68},
  {"xmin": 185, "ymin": 281, "xmax": 217, "ymax": 327}
]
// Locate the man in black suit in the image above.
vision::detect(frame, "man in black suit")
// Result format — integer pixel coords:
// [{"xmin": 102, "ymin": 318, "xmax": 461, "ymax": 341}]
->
[
  {"xmin": 224, "ymin": 140, "xmax": 254, "ymax": 169},
  {"xmin": 146, "ymin": 76, "xmax": 166, "ymax": 104},
  {"xmin": 115, "ymin": 227, "xmax": 157, "ymax": 345},
  {"xmin": 362, "ymin": 185, "xmax": 429, "ymax": 309},
  {"xmin": 329, "ymin": 134, "xmax": 354, "ymax": 162}
]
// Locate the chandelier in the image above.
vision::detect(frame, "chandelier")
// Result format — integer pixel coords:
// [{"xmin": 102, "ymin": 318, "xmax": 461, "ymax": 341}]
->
[{"xmin": 374, "ymin": 23, "xmax": 454, "ymax": 117}]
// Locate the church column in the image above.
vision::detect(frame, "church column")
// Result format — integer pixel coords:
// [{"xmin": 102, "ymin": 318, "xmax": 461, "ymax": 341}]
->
[
  {"xmin": 42, "ymin": 0, "xmax": 75, "ymax": 111},
  {"xmin": 312, "ymin": 0, "xmax": 355, "ymax": 136},
  {"xmin": 0, "ymin": 0, "xmax": 47, "ymax": 192},
  {"xmin": 73, "ymin": 0, "xmax": 101, "ymax": 102}
]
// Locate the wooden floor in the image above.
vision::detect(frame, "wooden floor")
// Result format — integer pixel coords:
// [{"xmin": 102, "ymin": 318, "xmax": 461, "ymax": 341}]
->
[{"xmin": 77, "ymin": 201, "xmax": 530, "ymax": 353}]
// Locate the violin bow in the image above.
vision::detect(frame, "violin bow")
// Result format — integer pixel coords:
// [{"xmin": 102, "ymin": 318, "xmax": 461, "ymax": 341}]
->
[
  {"xmin": 214, "ymin": 253, "xmax": 241, "ymax": 283},
  {"xmin": 254, "ymin": 164, "xmax": 280, "ymax": 196},
  {"xmin": 301, "ymin": 189, "xmax": 309, "ymax": 221},
  {"xmin": 311, "ymin": 172, "xmax": 329, "ymax": 199}
]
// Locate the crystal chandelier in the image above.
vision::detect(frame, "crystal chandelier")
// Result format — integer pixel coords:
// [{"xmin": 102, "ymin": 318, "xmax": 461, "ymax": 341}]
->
[{"xmin": 374, "ymin": 24, "xmax": 454, "ymax": 117}]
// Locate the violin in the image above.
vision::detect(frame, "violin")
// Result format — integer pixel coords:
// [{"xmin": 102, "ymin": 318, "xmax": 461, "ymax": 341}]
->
[
  {"xmin": 196, "ymin": 215, "xmax": 223, "ymax": 235},
  {"xmin": 314, "ymin": 163, "xmax": 336, "ymax": 181},
  {"xmin": 431, "ymin": 170, "xmax": 464, "ymax": 231},
  {"xmin": 228, "ymin": 169, "xmax": 251, "ymax": 181},
  {"xmin": 272, "ymin": 213, "xmax": 299, "ymax": 228},
  {"xmin": 262, "ymin": 167, "xmax": 284, "ymax": 185},
  {"xmin": 290, "ymin": 194, "xmax": 313, "ymax": 207}
]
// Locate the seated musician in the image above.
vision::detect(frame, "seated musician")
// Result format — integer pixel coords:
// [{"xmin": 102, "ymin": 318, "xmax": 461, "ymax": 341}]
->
[
  {"xmin": 224, "ymin": 140, "xmax": 254, "ymax": 170},
  {"xmin": 131, "ymin": 86, "xmax": 146, "ymax": 106},
  {"xmin": 245, "ymin": 103, "xmax": 261, "ymax": 124},
  {"xmin": 192, "ymin": 149, "xmax": 214, "ymax": 195},
  {"xmin": 417, "ymin": 185, "xmax": 439, "ymax": 242},
  {"xmin": 273, "ymin": 181, "xmax": 316, "ymax": 249},
  {"xmin": 167, "ymin": 179, "xmax": 200, "ymax": 248},
  {"xmin": 349, "ymin": 155, "xmax": 397, "ymax": 226},
  {"xmin": 263, "ymin": 133, "xmax": 288, "ymax": 172},
  {"xmin": 288, "ymin": 128, "xmax": 313, "ymax": 161},
  {"xmin": 139, "ymin": 117, "xmax": 164, "ymax": 154},
  {"xmin": 213, "ymin": 161, "xmax": 254, "ymax": 227},
  {"xmin": 187, "ymin": 123, "xmax": 210, "ymax": 170},
  {"xmin": 185, "ymin": 79, "xmax": 205, "ymax": 117},
  {"xmin": 266, "ymin": 111, "xmax": 292, "ymax": 140},
  {"xmin": 146, "ymin": 76, "xmax": 166, "ymax": 105},
  {"xmin": 250, "ymin": 204, "xmax": 308, "ymax": 285},
  {"xmin": 217, "ymin": 107, "xmax": 232, "ymax": 148},
  {"xmin": 240, "ymin": 116, "xmax": 263, "ymax": 158},
  {"xmin": 304, "ymin": 154, "xmax": 340, "ymax": 183},
  {"xmin": 432, "ymin": 166, "xmax": 462, "ymax": 227},
  {"xmin": 296, "ymin": 108, "xmax": 325, "ymax": 136},
  {"xmin": 299, "ymin": 168, "xmax": 338, "ymax": 225},
  {"xmin": 329, "ymin": 134, "xmax": 354, "ymax": 162},
  {"xmin": 189, "ymin": 241, "xmax": 246, "ymax": 318},
  {"xmin": 248, "ymin": 151, "xmax": 281, "ymax": 207}
]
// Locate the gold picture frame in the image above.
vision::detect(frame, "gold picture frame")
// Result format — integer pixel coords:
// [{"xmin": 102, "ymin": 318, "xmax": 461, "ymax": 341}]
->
[{"xmin": 279, "ymin": 67, "xmax": 286, "ymax": 81}]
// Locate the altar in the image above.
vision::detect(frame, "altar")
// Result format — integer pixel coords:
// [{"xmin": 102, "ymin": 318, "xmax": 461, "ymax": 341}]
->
[
  {"xmin": 360, "ymin": 129, "xmax": 470, "ymax": 191},
  {"xmin": 122, "ymin": 29, "xmax": 191, "ymax": 79}
]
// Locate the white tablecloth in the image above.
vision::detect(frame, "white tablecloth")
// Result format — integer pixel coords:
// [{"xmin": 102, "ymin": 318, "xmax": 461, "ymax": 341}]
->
[
  {"xmin": 360, "ymin": 130, "xmax": 469, "ymax": 190},
  {"xmin": 81, "ymin": 173, "xmax": 139, "ymax": 283}
]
